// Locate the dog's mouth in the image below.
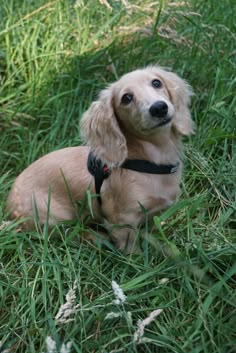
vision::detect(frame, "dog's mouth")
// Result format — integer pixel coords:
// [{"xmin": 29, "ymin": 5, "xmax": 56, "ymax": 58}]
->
[
  {"xmin": 148, "ymin": 117, "xmax": 172, "ymax": 130},
  {"xmin": 156, "ymin": 117, "xmax": 172, "ymax": 127}
]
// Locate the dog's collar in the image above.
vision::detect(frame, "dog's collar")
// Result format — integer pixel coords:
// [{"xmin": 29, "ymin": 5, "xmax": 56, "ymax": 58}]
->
[
  {"xmin": 121, "ymin": 159, "xmax": 180, "ymax": 175},
  {"xmin": 87, "ymin": 151, "xmax": 180, "ymax": 205}
]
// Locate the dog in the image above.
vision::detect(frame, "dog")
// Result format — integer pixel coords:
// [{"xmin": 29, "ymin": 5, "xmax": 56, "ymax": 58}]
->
[{"xmin": 6, "ymin": 66, "xmax": 194, "ymax": 253}]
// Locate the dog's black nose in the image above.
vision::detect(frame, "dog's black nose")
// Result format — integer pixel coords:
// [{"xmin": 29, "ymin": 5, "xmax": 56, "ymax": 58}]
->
[{"xmin": 149, "ymin": 101, "xmax": 168, "ymax": 118}]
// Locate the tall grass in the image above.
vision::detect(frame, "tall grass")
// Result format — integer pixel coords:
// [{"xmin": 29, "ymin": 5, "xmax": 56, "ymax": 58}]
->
[{"xmin": 0, "ymin": 1, "xmax": 235, "ymax": 352}]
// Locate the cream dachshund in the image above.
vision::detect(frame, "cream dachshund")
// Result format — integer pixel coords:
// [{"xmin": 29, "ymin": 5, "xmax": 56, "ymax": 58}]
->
[{"xmin": 6, "ymin": 66, "xmax": 194, "ymax": 253}]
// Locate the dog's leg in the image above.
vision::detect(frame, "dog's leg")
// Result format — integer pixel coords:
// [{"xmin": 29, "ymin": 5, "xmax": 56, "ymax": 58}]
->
[
  {"xmin": 102, "ymin": 203, "xmax": 143, "ymax": 254},
  {"xmin": 110, "ymin": 226, "xmax": 141, "ymax": 254}
]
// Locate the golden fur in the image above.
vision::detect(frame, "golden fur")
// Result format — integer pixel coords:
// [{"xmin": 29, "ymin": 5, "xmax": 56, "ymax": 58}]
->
[{"xmin": 6, "ymin": 66, "xmax": 193, "ymax": 253}]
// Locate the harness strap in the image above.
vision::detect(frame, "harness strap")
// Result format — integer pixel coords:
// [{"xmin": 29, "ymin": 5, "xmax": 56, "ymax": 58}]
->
[
  {"xmin": 87, "ymin": 151, "xmax": 110, "ymax": 205},
  {"xmin": 87, "ymin": 151, "xmax": 180, "ymax": 205},
  {"xmin": 122, "ymin": 159, "xmax": 180, "ymax": 174}
]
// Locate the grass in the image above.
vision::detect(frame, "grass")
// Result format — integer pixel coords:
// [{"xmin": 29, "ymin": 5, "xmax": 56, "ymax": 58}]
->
[{"xmin": 0, "ymin": 0, "xmax": 235, "ymax": 352}]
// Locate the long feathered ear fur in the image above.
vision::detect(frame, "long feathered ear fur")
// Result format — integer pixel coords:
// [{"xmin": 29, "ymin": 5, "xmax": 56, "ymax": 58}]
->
[
  {"xmin": 80, "ymin": 86, "xmax": 128, "ymax": 168},
  {"xmin": 158, "ymin": 68, "xmax": 194, "ymax": 136}
]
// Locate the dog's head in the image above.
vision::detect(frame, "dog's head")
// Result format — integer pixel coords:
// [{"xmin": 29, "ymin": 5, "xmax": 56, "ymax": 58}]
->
[{"xmin": 80, "ymin": 66, "xmax": 194, "ymax": 167}]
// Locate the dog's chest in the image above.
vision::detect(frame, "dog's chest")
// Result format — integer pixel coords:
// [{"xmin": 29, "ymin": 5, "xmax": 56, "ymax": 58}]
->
[
  {"xmin": 103, "ymin": 168, "xmax": 181, "ymax": 221},
  {"xmin": 143, "ymin": 174, "xmax": 179, "ymax": 206},
  {"xmin": 123, "ymin": 170, "xmax": 181, "ymax": 223}
]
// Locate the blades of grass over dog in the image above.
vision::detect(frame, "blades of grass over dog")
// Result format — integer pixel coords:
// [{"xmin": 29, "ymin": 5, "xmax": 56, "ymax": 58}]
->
[
  {"xmin": 138, "ymin": 202, "xmax": 149, "ymax": 264},
  {"xmin": 86, "ymin": 188, "xmax": 94, "ymax": 219},
  {"xmin": 32, "ymin": 194, "xmax": 41, "ymax": 233},
  {"xmin": 60, "ymin": 169, "xmax": 79, "ymax": 215},
  {"xmin": 42, "ymin": 185, "xmax": 52, "ymax": 253}
]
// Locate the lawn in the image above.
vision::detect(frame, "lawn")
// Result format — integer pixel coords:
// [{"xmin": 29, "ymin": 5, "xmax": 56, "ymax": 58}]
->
[{"xmin": 0, "ymin": 0, "xmax": 235, "ymax": 352}]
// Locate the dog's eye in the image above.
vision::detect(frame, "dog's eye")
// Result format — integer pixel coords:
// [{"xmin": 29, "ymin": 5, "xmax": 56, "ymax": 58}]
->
[
  {"xmin": 121, "ymin": 93, "xmax": 133, "ymax": 105},
  {"xmin": 152, "ymin": 79, "xmax": 162, "ymax": 89}
]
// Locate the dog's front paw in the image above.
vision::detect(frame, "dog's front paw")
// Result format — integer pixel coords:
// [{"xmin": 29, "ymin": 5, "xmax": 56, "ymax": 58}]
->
[{"xmin": 112, "ymin": 228, "xmax": 141, "ymax": 255}]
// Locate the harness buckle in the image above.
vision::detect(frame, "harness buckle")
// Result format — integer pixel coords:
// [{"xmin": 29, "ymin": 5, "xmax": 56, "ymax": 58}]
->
[{"xmin": 170, "ymin": 162, "xmax": 180, "ymax": 174}]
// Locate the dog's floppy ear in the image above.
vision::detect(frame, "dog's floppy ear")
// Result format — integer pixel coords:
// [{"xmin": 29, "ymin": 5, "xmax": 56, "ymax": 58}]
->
[
  {"xmin": 173, "ymin": 77, "xmax": 194, "ymax": 136},
  {"xmin": 162, "ymin": 70, "xmax": 194, "ymax": 136},
  {"xmin": 80, "ymin": 86, "xmax": 128, "ymax": 168}
]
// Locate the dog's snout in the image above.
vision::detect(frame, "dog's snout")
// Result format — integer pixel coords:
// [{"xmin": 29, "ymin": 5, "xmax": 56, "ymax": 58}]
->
[{"xmin": 149, "ymin": 101, "xmax": 168, "ymax": 118}]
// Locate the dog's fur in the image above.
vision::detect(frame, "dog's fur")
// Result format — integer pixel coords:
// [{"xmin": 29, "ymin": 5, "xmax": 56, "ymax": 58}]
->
[{"xmin": 6, "ymin": 66, "xmax": 193, "ymax": 253}]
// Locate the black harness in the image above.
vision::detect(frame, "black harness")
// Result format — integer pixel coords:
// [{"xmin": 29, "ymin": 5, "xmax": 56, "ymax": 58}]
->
[{"xmin": 87, "ymin": 151, "xmax": 180, "ymax": 205}]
